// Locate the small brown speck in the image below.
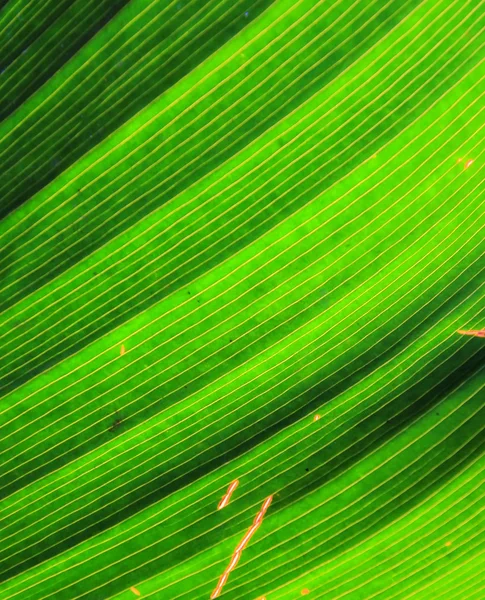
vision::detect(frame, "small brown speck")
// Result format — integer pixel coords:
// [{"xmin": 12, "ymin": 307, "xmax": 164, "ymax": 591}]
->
[
  {"xmin": 120, "ymin": 344, "xmax": 126, "ymax": 355},
  {"xmin": 109, "ymin": 415, "xmax": 122, "ymax": 432}
]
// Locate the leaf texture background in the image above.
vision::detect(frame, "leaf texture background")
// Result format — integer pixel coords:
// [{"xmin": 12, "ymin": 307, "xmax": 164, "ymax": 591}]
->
[{"xmin": 0, "ymin": 0, "xmax": 484, "ymax": 599}]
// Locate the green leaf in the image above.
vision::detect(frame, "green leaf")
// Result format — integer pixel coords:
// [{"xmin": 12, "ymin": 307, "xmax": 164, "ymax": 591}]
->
[{"xmin": 0, "ymin": 1, "xmax": 483, "ymax": 599}]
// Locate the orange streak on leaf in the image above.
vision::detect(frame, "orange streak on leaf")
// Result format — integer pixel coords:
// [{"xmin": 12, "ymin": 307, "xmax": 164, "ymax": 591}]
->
[
  {"xmin": 130, "ymin": 587, "xmax": 141, "ymax": 596},
  {"xmin": 211, "ymin": 496, "xmax": 273, "ymax": 598},
  {"xmin": 457, "ymin": 329, "xmax": 485, "ymax": 338},
  {"xmin": 217, "ymin": 479, "xmax": 239, "ymax": 510}
]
